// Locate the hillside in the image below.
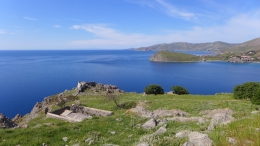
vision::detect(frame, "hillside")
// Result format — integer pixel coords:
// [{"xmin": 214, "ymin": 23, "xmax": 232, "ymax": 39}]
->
[
  {"xmin": 0, "ymin": 81, "xmax": 260, "ymax": 146},
  {"xmin": 225, "ymin": 37, "xmax": 260, "ymax": 53},
  {"xmin": 132, "ymin": 41, "xmax": 237, "ymax": 52},
  {"xmin": 149, "ymin": 51, "xmax": 201, "ymax": 62}
]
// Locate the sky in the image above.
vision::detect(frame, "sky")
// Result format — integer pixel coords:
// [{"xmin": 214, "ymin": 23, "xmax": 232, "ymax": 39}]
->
[{"xmin": 1, "ymin": 0, "xmax": 260, "ymax": 50}]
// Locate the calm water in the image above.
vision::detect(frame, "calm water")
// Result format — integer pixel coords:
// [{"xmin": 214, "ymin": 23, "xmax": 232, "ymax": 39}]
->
[{"xmin": 1, "ymin": 50, "xmax": 260, "ymax": 118}]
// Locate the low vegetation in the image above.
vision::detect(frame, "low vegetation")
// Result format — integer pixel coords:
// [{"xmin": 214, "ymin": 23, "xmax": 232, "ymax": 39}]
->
[
  {"xmin": 149, "ymin": 51, "xmax": 201, "ymax": 62},
  {"xmin": 1, "ymin": 83, "xmax": 260, "ymax": 145},
  {"xmin": 233, "ymin": 82, "xmax": 260, "ymax": 105},
  {"xmin": 144, "ymin": 84, "xmax": 164, "ymax": 95},
  {"xmin": 171, "ymin": 86, "xmax": 189, "ymax": 95}
]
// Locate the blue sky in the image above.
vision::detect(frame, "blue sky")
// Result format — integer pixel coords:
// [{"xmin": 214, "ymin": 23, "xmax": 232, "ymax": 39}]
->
[{"xmin": 1, "ymin": 0, "xmax": 260, "ymax": 50}]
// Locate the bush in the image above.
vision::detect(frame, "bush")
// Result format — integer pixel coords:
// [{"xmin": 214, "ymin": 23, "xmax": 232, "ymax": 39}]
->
[
  {"xmin": 171, "ymin": 86, "xmax": 189, "ymax": 95},
  {"xmin": 144, "ymin": 84, "xmax": 164, "ymax": 95},
  {"xmin": 233, "ymin": 82, "xmax": 260, "ymax": 99},
  {"xmin": 251, "ymin": 88, "xmax": 260, "ymax": 105}
]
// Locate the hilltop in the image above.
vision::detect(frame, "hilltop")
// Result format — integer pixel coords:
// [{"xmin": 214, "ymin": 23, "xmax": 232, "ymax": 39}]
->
[
  {"xmin": 225, "ymin": 37, "xmax": 260, "ymax": 53},
  {"xmin": 131, "ymin": 41, "xmax": 237, "ymax": 52},
  {"xmin": 0, "ymin": 81, "xmax": 260, "ymax": 146},
  {"xmin": 149, "ymin": 51, "xmax": 201, "ymax": 62}
]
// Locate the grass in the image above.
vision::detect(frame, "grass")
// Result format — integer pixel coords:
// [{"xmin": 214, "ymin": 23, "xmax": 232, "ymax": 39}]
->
[
  {"xmin": 151, "ymin": 51, "xmax": 201, "ymax": 62},
  {"xmin": 1, "ymin": 93, "xmax": 260, "ymax": 145}
]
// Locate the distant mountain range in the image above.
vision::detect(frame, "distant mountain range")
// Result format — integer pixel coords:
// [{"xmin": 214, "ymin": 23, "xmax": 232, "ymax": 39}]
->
[{"xmin": 130, "ymin": 37, "xmax": 260, "ymax": 53}]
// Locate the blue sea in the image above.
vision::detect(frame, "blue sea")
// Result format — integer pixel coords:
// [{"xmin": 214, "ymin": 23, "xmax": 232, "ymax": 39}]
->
[{"xmin": 1, "ymin": 50, "xmax": 260, "ymax": 118}]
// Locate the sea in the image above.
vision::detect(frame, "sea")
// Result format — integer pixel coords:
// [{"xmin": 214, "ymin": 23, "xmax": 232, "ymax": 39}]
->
[{"xmin": 1, "ymin": 50, "xmax": 260, "ymax": 118}]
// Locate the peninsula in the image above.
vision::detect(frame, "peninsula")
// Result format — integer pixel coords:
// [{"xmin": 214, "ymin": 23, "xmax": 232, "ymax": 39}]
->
[{"xmin": 149, "ymin": 51, "xmax": 202, "ymax": 62}]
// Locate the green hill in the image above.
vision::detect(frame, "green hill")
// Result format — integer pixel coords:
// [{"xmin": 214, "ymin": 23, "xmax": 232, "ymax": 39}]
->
[{"xmin": 149, "ymin": 51, "xmax": 201, "ymax": 62}]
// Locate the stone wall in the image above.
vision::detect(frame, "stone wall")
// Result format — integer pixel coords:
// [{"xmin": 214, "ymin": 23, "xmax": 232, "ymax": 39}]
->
[{"xmin": 72, "ymin": 105, "xmax": 113, "ymax": 117}]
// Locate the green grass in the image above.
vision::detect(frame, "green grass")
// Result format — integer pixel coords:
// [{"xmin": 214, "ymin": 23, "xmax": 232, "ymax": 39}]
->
[
  {"xmin": 151, "ymin": 51, "xmax": 201, "ymax": 62},
  {"xmin": 1, "ymin": 93, "xmax": 260, "ymax": 146}
]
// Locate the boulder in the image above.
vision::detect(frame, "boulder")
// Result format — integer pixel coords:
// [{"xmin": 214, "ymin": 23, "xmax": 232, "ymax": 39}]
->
[
  {"xmin": 201, "ymin": 108, "xmax": 233, "ymax": 118},
  {"xmin": 153, "ymin": 124, "xmax": 167, "ymax": 135},
  {"xmin": 208, "ymin": 113, "xmax": 234, "ymax": 130},
  {"xmin": 0, "ymin": 113, "xmax": 17, "ymax": 128},
  {"xmin": 188, "ymin": 132, "xmax": 214, "ymax": 146},
  {"xmin": 153, "ymin": 109, "xmax": 188, "ymax": 118},
  {"xmin": 176, "ymin": 130, "xmax": 191, "ymax": 138},
  {"xmin": 182, "ymin": 142, "xmax": 194, "ymax": 146},
  {"xmin": 142, "ymin": 118, "xmax": 157, "ymax": 130}
]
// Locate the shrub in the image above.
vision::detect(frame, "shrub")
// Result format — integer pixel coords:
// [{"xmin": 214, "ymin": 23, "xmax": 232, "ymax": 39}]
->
[
  {"xmin": 233, "ymin": 82, "xmax": 260, "ymax": 99},
  {"xmin": 251, "ymin": 88, "xmax": 260, "ymax": 105},
  {"xmin": 119, "ymin": 101, "xmax": 137, "ymax": 109},
  {"xmin": 144, "ymin": 84, "xmax": 164, "ymax": 95},
  {"xmin": 171, "ymin": 86, "xmax": 189, "ymax": 95}
]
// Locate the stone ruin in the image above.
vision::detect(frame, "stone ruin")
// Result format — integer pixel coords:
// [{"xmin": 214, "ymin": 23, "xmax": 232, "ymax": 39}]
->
[
  {"xmin": 76, "ymin": 81, "xmax": 124, "ymax": 95},
  {"xmin": 46, "ymin": 105, "xmax": 113, "ymax": 122}
]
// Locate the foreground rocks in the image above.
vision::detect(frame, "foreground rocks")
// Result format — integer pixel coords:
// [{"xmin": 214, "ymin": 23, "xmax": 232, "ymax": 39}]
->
[
  {"xmin": 183, "ymin": 132, "xmax": 214, "ymax": 146},
  {"xmin": 0, "ymin": 113, "xmax": 17, "ymax": 128}
]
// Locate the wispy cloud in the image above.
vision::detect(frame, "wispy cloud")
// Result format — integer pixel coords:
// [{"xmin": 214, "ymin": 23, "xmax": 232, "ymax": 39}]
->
[
  {"xmin": 70, "ymin": 24, "xmax": 158, "ymax": 48},
  {"xmin": 70, "ymin": 10, "xmax": 260, "ymax": 49},
  {"xmin": 126, "ymin": 0, "xmax": 197, "ymax": 20},
  {"xmin": 54, "ymin": 25, "xmax": 61, "ymax": 28},
  {"xmin": 24, "ymin": 17, "xmax": 37, "ymax": 21},
  {"xmin": 0, "ymin": 30, "xmax": 6, "ymax": 34}
]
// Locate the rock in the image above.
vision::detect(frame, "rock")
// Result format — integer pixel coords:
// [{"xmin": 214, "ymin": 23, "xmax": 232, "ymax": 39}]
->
[
  {"xmin": 128, "ymin": 104, "xmax": 153, "ymax": 118},
  {"xmin": 116, "ymin": 118, "xmax": 122, "ymax": 121},
  {"xmin": 228, "ymin": 137, "xmax": 238, "ymax": 145},
  {"xmin": 30, "ymin": 102, "xmax": 43, "ymax": 114},
  {"xmin": 137, "ymin": 142, "xmax": 150, "ymax": 146},
  {"xmin": 188, "ymin": 132, "xmax": 213, "ymax": 146},
  {"xmin": 0, "ymin": 113, "xmax": 17, "ymax": 128},
  {"xmin": 110, "ymin": 131, "xmax": 116, "ymax": 135},
  {"xmin": 167, "ymin": 117, "xmax": 206, "ymax": 123},
  {"xmin": 72, "ymin": 144, "xmax": 80, "ymax": 146},
  {"xmin": 153, "ymin": 109, "xmax": 188, "ymax": 118},
  {"xmin": 153, "ymin": 124, "xmax": 167, "ymax": 135},
  {"xmin": 201, "ymin": 108, "xmax": 233, "ymax": 118},
  {"xmin": 21, "ymin": 124, "xmax": 28, "ymax": 128},
  {"xmin": 208, "ymin": 113, "xmax": 234, "ymax": 130},
  {"xmin": 88, "ymin": 140, "xmax": 94, "ymax": 145},
  {"xmin": 62, "ymin": 137, "xmax": 68, "ymax": 142},
  {"xmin": 142, "ymin": 118, "xmax": 157, "ymax": 130},
  {"xmin": 176, "ymin": 130, "xmax": 191, "ymax": 138},
  {"xmin": 85, "ymin": 138, "xmax": 92, "ymax": 143},
  {"xmin": 103, "ymin": 144, "xmax": 119, "ymax": 146},
  {"xmin": 12, "ymin": 114, "xmax": 22, "ymax": 123},
  {"xmin": 251, "ymin": 111, "xmax": 259, "ymax": 114},
  {"xmin": 256, "ymin": 128, "xmax": 260, "ymax": 131},
  {"xmin": 182, "ymin": 142, "xmax": 194, "ymax": 146}
]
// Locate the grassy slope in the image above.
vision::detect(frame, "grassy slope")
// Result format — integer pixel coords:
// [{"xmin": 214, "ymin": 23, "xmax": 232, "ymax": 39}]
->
[
  {"xmin": 150, "ymin": 51, "xmax": 201, "ymax": 62},
  {"xmin": 0, "ymin": 93, "xmax": 260, "ymax": 146}
]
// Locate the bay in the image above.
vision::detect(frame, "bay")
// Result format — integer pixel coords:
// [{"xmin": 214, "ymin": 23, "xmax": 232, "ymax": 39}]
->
[{"xmin": 0, "ymin": 50, "xmax": 260, "ymax": 118}]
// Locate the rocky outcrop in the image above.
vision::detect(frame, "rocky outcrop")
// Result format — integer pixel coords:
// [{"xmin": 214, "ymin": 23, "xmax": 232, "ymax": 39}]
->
[
  {"xmin": 76, "ymin": 81, "xmax": 124, "ymax": 94},
  {"xmin": 142, "ymin": 118, "xmax": 158, "ymax": 130},
  {"xmin": 184, "ymin": 132, "xmax": 214, "ymax": 146},
  {"xmin": 12, "ymin": 114, "xmax": 22, "ymax": 123},
  {"xmin": 200, "ymin": 108, "xmax": 234, "ymax": 130},
  {"xmin": 208, "ymin": 113, "xmax": 234, "ymax": 130},
  {"xmin": 0, "ymin": 113, "xmax": 17, "ymax": 128}
]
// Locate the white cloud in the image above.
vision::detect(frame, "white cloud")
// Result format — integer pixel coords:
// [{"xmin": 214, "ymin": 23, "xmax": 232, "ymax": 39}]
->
[
  {"xmin": 54, "ymin": 25, "xmax": 61, "ymax": 28},
  {"xmin": 24, "ymin": 17, "xmax": 37, "ymax": 21},
  {"xmin": 70, "ymin": 24, "xmax": 158, "ymax": 48},
  {"xmin": 0, "ymin": 30, "xmax": 6, "ymax": 34},
  {"xmin": 126, "ymin": 0, "xmax": 197, "ymax": 21},
  {"xmin": 70, "ymin": 11, "xmax": 260, "ymax": 49}
]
